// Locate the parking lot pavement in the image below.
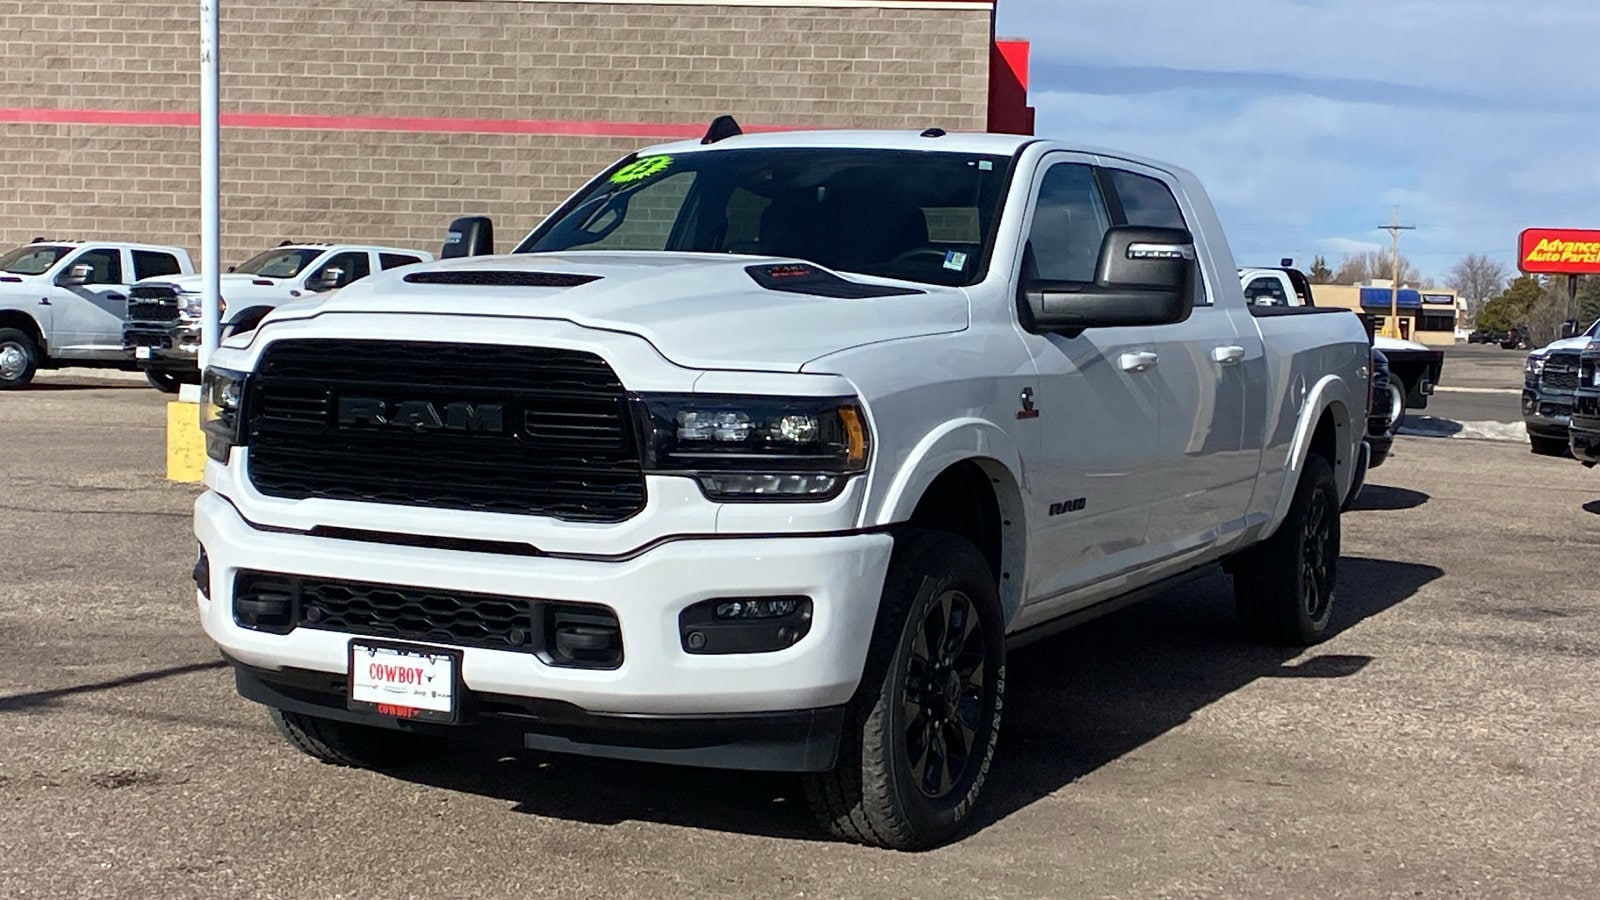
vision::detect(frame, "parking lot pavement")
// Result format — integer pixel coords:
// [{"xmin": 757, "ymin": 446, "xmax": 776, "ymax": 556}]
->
[
  {"xmin": 1421, "ymin": 343, "xmax": 1527, "ymax": 428},
  {"xmin": 3, "ymin": 378, "xmax": 1600, "ymax": 899}
]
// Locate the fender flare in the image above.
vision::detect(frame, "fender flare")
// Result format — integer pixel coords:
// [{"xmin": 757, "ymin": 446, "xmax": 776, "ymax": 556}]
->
[
  {"xmin": 871, "ymin": 417, "xmax": 1027, "ymax": 527},
  {"xmin": 1260, "ymin": 374, "xmax": 1357, "ymax": 542}
]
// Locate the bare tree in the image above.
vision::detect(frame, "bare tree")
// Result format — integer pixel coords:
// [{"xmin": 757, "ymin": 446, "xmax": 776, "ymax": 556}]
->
[
  {"xmin": 1332, "ymin": 250, "xmax": 1420, "ymax": 286},
  {"xmin": 1447, "ymin": 253, "xmax": 1509, "ymax": 316}
]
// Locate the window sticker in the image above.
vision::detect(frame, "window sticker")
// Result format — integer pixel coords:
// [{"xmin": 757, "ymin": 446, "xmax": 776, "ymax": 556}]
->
[
  {"xmin": 609, "ymin": 155, "xmax": 674, "ymax": 185},
  {"xmin": 943, "ymin": 250, "xmax": 969, "ymax": 271}
]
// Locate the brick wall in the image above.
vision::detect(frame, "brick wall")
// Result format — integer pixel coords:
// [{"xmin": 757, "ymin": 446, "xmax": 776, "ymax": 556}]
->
[{"xmin": 0, "ymin": 0, "xmax": 994, "ymax": 265}]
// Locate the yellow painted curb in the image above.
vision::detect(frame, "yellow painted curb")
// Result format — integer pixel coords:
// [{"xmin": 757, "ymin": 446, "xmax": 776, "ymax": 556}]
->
[{"xmin": 166, "ymin": 400, "xmax": 206, "ymax": 483}]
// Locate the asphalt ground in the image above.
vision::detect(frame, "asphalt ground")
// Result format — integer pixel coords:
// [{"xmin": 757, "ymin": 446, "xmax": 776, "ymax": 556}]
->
[
  {"xmin": 1418, "ymin": 343, "xmax": 1527, "ymax": 427},
  {"xmin": 3, "ymin": 370, "xmax": 1600, "ymax": 899}
]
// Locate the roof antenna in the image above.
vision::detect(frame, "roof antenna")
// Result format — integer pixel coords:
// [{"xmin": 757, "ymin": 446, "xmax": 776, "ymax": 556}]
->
[
  {"xmin": 702, "ymin": 115, "xmax": 743, "ymax": 145},
  {"xmin": 920, "ymin": 127, "xmax": 946, "ymax": 138}
]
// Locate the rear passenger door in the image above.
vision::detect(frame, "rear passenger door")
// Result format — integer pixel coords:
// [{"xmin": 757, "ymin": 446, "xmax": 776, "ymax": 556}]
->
[{"xmin": 1102, "ymin": 165, "xmax": 1262, "ymax": 554}]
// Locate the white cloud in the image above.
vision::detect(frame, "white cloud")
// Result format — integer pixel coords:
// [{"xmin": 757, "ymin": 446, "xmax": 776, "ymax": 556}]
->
[{"xmin": 1318, "ymin": 237, "xmax": 1385, "ymax": 255}]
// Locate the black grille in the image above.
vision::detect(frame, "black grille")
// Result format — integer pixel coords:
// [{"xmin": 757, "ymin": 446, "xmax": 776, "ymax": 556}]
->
[
  {"xmin": 127, "ymin": 284, "xmax": 181, "ymax": 322},
  {"xmin": 403, "ymin": 270, "xmax": 601, "ymax": 288},
  {"xmin": 1540, "ymin": 352, "xmax": 1581, "ymax": 394},
  {"xmin": 244, "ymin": 339, "xmax": 645, "ymax": 521},
  {"xmin": 232, "ymin": 571, "xmax": 623, "ymax": 666},
  {"xmin": 236, "ymin": 571, "xmax": 537, "ymax": 652}
]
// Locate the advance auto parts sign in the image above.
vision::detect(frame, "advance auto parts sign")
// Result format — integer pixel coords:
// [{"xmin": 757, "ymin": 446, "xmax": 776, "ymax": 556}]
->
[{"xmin": 1519, "ymin": 228, "xmax": 1600, "ymax": 275}]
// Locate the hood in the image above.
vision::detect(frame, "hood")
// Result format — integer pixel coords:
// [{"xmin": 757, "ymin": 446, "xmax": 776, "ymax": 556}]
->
[
  {"xmin": 141, "ymin": 272, "xmax": 295, "ymax": 297},
  {"xmin": 1531, "ymin": 335, "xmax": 1594, "ymax": 355},
  {"xmin": 284, "ymin": 252, "xmax": 970, "ymax": 372}
]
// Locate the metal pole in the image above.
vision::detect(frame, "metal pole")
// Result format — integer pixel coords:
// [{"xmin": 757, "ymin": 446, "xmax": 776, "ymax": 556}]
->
[
  {"xmin": 198, "ymin": 0, "xmax": 220, "ymax": 372},
  {"xmin": 1377, "ymin": 208, "xmax": 1415, "ymax": 339}
]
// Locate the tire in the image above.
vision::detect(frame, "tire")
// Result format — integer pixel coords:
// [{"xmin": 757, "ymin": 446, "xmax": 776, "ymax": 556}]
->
[
  {"xmin": 145, "ymin": 370, "xmax": 183, "ymax": 393},
  {"xmin": 269, "ymin": 708, "xmax": 445, "ymax": 770},
  {"xmin": 803, "ymin": 530, "xmax": 1006, "ymax": 850},
  {"xmin": 1386, "ymin": 379, "xmax": 1407, "ymax": 432},
  {"xmin": 1530, "ymin": 435, "xmax": 1571, "ymax": 458},
  {"xmin": 1233, "ymin": 454, "xmax": 1341, "ymax": 646},
  {"xmin": 0, "ymin": 327, "xmax": 40, "ymax": 390}
]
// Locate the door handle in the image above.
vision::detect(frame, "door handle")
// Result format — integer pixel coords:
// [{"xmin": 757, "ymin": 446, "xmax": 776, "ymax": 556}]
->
[
  {"xmin": 1119, "ymin": 350, "xmax": 1159, "ymax": 373},
  {"xmin": 1211, "ymin": 345, "xmax": 1246, "ymax": 365},
  {"xmin": 38, "ymin": 298, "xmax": 51, "ymax": 306}
]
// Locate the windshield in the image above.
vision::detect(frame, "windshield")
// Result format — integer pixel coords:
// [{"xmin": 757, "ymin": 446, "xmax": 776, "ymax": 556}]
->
[
  {"xmin": 235, "ymin": 248, "xmax": 323, "ymax": 278},
  {"xmin": 519, "ymin": 148, "xmax": 1013, "ymax": 287},
  {"xmin": 0, "ymin": 245, "xmax": 71, "ymax": 275}
]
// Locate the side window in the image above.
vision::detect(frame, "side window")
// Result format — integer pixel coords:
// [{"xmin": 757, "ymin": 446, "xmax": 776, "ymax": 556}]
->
[
  {"xmin": 72, "ymin": 248, "xmax": 124, "ymax": 285},
  {"xmin": 1105, "ymin": 170, "xmax": 1187, "ymax": 229},
  {"xmin": 1027, "ymin": 163, "xmax": 1111, "ymax": 282},
  {"xmin": 1244, "ymin": 276, "xmax": 1289, "ymax": 306},
  {"xmin": 379, "ymin": 253, "xmax": 424, "ymax": 270},
  {"xmin": 132, "ymin": 250, "xmax": 183, "ymax": 280},
  {"xmin": 310, "ymin": 251, "xmax": 371, "ymax": 289}
]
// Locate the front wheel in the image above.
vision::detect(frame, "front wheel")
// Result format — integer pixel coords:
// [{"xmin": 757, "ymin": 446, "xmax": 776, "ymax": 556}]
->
[
  {"xmin": 1233, "ymin": 454, "xmax": 1341, "ymax": 645},
  {"xmin": 270, "ymin": 708, "xmax": 445, "ymax": 769},
  {"xmin": 145, "ymin": 370, "xmax": 184, "ymax": 393},
  {"xmin": 1386, "ymin": 379, "xmax": 1408, "ymax": 432},
  {"xmin": 0, "ymin": 327, "xmax": 40, "ymax": 389},
  {"xmin": 804, "ymin": 530, "xmax": 1006, "ymax": 850}
]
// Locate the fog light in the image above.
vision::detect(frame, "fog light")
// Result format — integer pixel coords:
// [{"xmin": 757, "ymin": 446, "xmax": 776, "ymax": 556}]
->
[{"xmin": 680, "ymin": 596, "xmax": 812, "ymax": 654}]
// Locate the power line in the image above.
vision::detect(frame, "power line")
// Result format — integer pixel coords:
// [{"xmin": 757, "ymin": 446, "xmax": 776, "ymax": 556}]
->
[{"xmin": 1377, "ymin": 208, "xmax": 1416, "ymax": 339}]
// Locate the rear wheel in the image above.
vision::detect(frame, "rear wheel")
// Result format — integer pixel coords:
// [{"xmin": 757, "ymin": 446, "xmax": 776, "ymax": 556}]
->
[
  {"xmin": 270, "ymin": 708, "xmax": 445, "ymax": 769},
  {"xmin": 1233, "ymin": 454, "xmax": 1341, "ymax": 645},
  {"xmin": 145, "ymin": 370, "xmax": 183, "ymax": 393},
  {"xmin": 804, "ymin": 530, "xmax": 1005, "ymax": 850},
  {"xmin": 1530, "ymin": 435, "xmax": 1570, "ymax": 457},
  {"xmin": 1386, "ymin": 379, "xmax": 1407, "ymax": 431},
  {"xmin": 0, "ymin": 327, "xmax": 40, "ymax": 389}
]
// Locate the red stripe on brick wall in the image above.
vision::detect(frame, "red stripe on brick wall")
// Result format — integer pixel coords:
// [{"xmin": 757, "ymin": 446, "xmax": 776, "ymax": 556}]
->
[{"xmin": 0, "ymin": 107, "xmax": 805, "ymax": 139}]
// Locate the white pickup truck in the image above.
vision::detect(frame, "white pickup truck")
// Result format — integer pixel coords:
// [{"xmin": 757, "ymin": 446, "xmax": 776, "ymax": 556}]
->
[
  {"xmin": 194, "ymin": 127, "xmax": 1371, "ymax": 849},
  {"xmin": 0, "ymin": 240, "xmax": 195, "ymax": 388},
  {"xmin": 122, "ymin": 243, "xmax": 433, "ymax": 391}
]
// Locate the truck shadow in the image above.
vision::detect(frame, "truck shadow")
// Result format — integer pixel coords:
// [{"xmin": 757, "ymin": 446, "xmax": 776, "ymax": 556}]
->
[
  {"xmin": 397, "ymin": 556, "xmax": 1441, "ymax": 844},
  {"xmin": 1346, "ymin": 484, "xmax": 1430, "ymax": 511},
  {"xmin": 1583, "ymin": 500, "xmax": 1600, "ymax": 516}
]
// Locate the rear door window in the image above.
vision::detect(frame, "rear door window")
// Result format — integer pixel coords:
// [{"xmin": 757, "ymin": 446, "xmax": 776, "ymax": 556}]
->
[
  {"xmin": 133, "ymin": 250, "xmax": 183, "ymax": 280},
  {"xmin": 379, "ymin": 253, "xmax": 425, "ymax": 270}
]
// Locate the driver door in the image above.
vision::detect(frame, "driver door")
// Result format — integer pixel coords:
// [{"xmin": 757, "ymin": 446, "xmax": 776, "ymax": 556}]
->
[
  {"xmin": 1013, "ymin": 157, "xmax": 1162, "ymax": 620},
  {"xmin": 51, "ymin": 247, "xmax": 131, "ymax": 358}
]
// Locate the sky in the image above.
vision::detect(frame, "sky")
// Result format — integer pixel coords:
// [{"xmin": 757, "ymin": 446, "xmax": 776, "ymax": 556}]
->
[{"xmin": 994, "ymin": 0, "xmax": 1600, "ymax": 283}]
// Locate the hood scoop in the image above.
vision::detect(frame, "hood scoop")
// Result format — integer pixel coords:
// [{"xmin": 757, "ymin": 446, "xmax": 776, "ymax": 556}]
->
[
  {"xmin": 745, "ymin": 263, "xmax": 922, "ymax": 299},
  {"xmin": 404, "ymin": 270, "xmax": 601, "ymax": 288}
]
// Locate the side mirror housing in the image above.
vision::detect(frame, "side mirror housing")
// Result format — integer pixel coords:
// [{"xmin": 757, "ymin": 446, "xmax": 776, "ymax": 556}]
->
[
  {"xmin": 442, "ymin": 215, "xmax": 494, "ymax": 258},
  {"xmin": 1021, "ymin": 226, "xmax": 1195, "ymax": 332},
  {"xmin": 310, "ymin": 267, "xmax": 344, "ymax": 292},
  {"xmin": 59, "ymin": 262, "xmax": 93, "ymax": 287}
]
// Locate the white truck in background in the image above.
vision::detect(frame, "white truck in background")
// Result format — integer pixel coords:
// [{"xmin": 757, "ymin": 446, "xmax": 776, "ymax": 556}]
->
[
  {"xmin": 194, "ymin": 126, "xmax": 1371, "ymax": 849},
  {"xmin": 122, "ymin": 243, "xmax": 432, "ymax": 392},
  {"xmin": 0, "ymin": 240, "xmax": 195, "ymax": 389}
]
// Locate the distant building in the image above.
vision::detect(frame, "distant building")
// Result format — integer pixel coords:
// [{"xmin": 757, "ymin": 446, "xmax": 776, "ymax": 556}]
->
[{"xmin": 1313, "ymin": 282, "xmax": 1461, "ymax": 346}]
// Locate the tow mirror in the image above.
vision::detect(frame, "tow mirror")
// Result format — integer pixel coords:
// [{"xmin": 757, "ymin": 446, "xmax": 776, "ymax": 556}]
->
[
  {"xmin": 310, "ymin": 267, "xmax": 344, "ymax": 292},
  {"xmin": 59, "ymin": 263, "xmax": 93, "ymax": 287},
  {"xmin": 442, "ymin": 216, "xmax": 494, "ymax": 258},
  {"xmin": 1020, "ymin": 225, "xmax": 1195, "ymax": 332}
]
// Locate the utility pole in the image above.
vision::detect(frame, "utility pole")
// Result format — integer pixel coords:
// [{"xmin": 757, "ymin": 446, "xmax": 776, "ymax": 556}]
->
[{"xmin": 1377, "ymin": 208, "xmax": 1416, "ymax": 339}]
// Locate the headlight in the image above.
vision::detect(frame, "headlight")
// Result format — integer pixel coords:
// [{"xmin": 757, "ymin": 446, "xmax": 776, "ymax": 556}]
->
[
  {"xmin": 635, "ymin": 394, "xmax": 869, "ymax": 501},
  {"xmin": 200, "ymin": 367, "xmax": 248, "ymax": 462},
  {"xmin": 1527, "ymin": 354, "xmax": 1546, "ymax": 377},
  {"xmin": 182, "ymin": 292, "xmax": 202, "ymax": 317}
]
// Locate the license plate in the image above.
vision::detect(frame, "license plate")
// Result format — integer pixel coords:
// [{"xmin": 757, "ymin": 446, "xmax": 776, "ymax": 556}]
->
[
  {"xmin": 347, "ymin": 640, "xmax": 460, "ymax": 723},
  {"xmin": 135, "ymin": 346, "xmax": 151, "ymax": 359}
]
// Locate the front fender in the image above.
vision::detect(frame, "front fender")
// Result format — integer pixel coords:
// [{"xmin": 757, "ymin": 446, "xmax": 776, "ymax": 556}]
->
[{"xmin": 869, "ymin": 417, "xmax": 1027, "ymax": 527}]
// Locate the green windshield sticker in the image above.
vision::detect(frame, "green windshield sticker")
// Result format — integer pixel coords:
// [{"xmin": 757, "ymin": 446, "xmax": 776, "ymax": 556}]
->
[{"xmin": 610, "ymin": 155, "xmax": 673, "ymax": 185}]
